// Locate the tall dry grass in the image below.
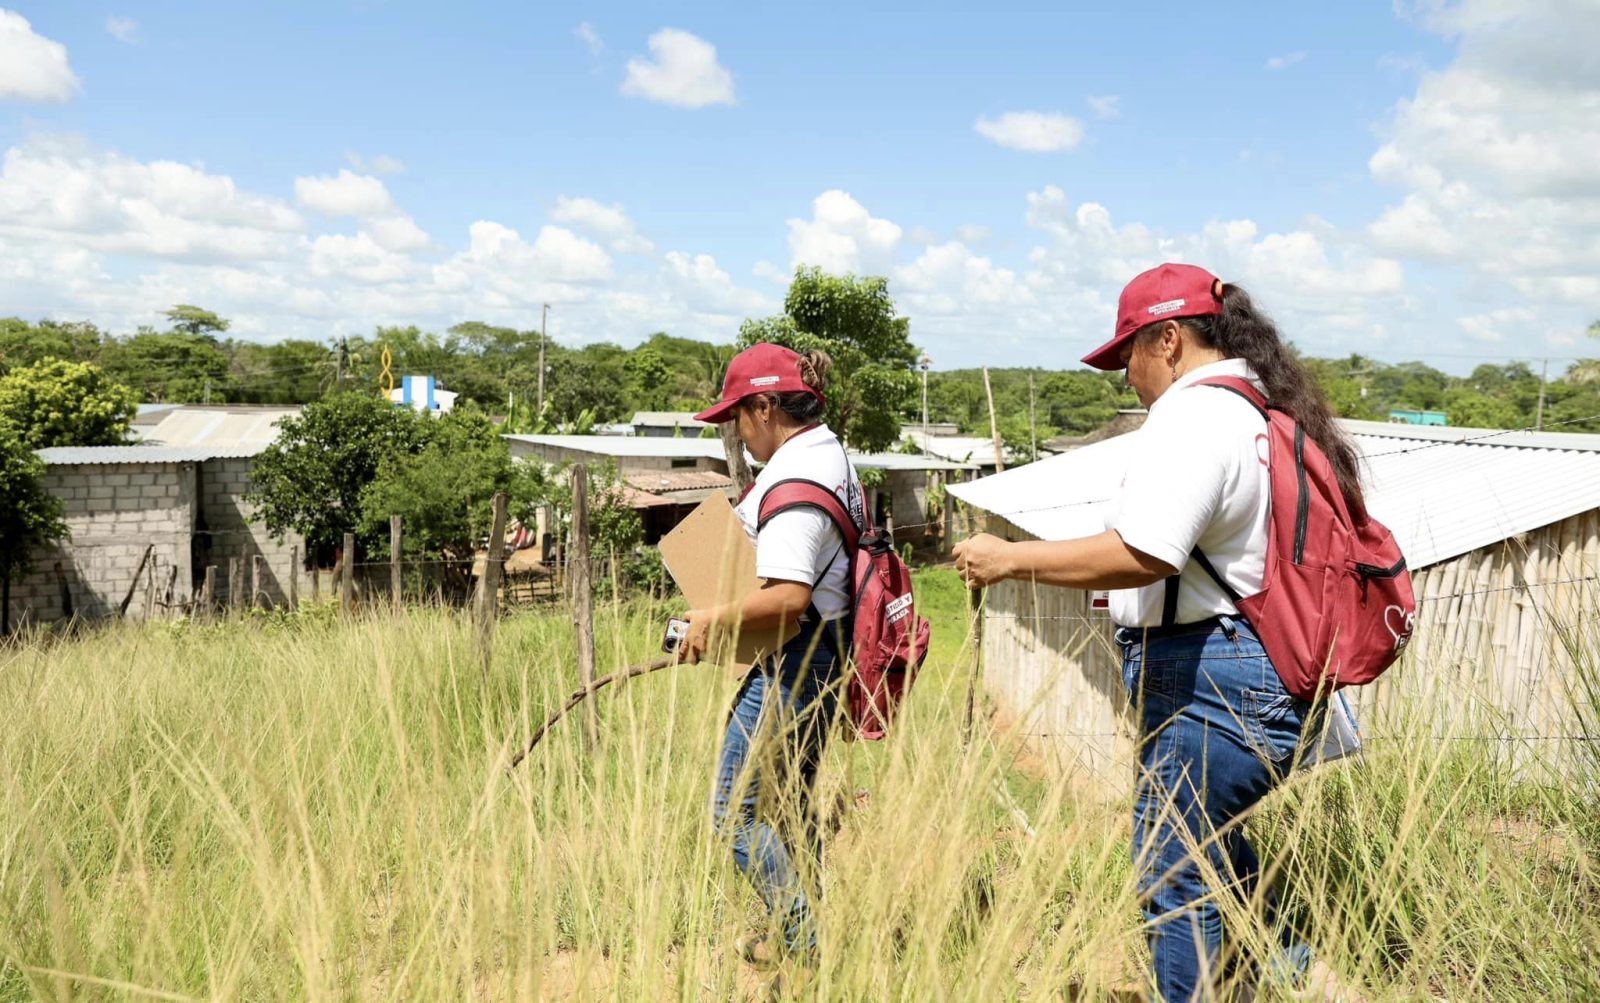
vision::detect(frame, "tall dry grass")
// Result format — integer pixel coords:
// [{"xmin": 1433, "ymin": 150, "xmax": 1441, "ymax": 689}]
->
[{"xmin": 0, "ymin": 569, "xmax": 1594, "ymax": 1001}]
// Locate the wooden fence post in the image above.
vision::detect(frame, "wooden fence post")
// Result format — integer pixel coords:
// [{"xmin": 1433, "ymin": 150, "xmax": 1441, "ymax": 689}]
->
[
  {"xmin": 720, "ymin": 423, "xmax": 755, "ymax": 496},
  {"xmin": 53, "ymin": 562, "xmax": 73, "ymax": 621},
  {"xmin": 144, "ymin": 555, "xmax": 158, "ymax": 621},
  {"xmin": 341, "ymin": 533, "xmax": 356, "ymax": 613},
  {"xmin": 476, "ymin": 492, "xmax": 509, "ymax": 678},
  {"xmin": 569, "ymin": 465, "xmax": 598, "ymax": 746},
  {"xmin": 289, "ymin": 545, "xmax": 300, "ymax": 609},
  {"xmin": 228, "ymin": 557, "xmax": 244, "ymax": 613},
  {"xmin": 251, "ymin": 554, "xmax": 264, "ymax": 609},
  {"xmin": 199, "ymin": 565, "xmax": 216, "ymax": 623},
  {"xmin": 942, "ymin": 478, "xmax": 956, "ymax": 555},
  {"xmin": 390, "ymin": 515, "xmax": 403, "ymax": 613}
]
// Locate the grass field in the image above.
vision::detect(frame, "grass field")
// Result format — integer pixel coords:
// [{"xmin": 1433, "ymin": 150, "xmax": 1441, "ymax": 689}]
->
[{"xmin": 0, "ymin": 568, "xmax": 1596, "ymax": 1001}]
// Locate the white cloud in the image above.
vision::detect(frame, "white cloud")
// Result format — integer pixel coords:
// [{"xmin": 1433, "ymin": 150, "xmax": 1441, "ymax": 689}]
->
[
  {"xmin": 1086, "ymin": 94, "xmax": 1121, "ymax": 120},
  {"xmin": 551, "ymin": 196, "xmax": 654, "ymax": 254},
  {"xmin": 787, "ymin": 190, "xmax": 902, "ymax": 274},
  {"xmin": 0, "ymin": 10, "xmax": 79, "ymax": 103},
  {"xmin": 1367, "ymin": 0, "xmax": 1600, "ymax": 334},
  {"xmin": 895, "ymin": 242, "xmax": 1033, "ymax": 315},
  {"xmin": 662, "ymin": 251, "xmax": 774, "ymax": 316},
  {"xmin": 954, "ymin": 224, "xmax": 992, "ymax": 245},
  {"xmin": 0, "ymin": 136, "xmax": 302, "ymax": 261},
  {"xmin": 974, "ymin": 111, "xmax": 1084, "ymax": 153},
  {"xmin": 295, "ymin": 169, "xmax": 429, "ymax": 251},
  {"xmin": 294, "ymin": 169, "xmax": 396, "ymax": 218},
  {"xmin": 1458, "ymin": 306, "xmax": 1537, "ymax": 344},
  {"xmin": 105, "ymin": 16, "xmax": 139, "ymax": 44},
  {"xmin": 345, "ymin": 152, "xmax": 405, "ymax": 175},
  {"xmin": 1265, "ymin": 51, "xmax": 1307, "ymax": 71},
  {"xmin": 621, "ymin": 28, "xmax": 735, "ymax": 108},
  {"xmin": 575, "ymin": 21, "xmax": 604, "ymax": 56}
]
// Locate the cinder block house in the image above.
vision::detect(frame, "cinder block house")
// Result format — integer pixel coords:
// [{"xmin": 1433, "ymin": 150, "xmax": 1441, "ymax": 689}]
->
[{"xmin": 9, "ymin": 445, "xmax": 303, "ymax": 627}]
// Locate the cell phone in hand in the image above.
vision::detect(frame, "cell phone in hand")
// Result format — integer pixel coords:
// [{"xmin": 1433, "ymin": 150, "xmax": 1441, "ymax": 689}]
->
[{"xmin": 661, "ymin": 617, "xmax": 689, "ymax": 654}]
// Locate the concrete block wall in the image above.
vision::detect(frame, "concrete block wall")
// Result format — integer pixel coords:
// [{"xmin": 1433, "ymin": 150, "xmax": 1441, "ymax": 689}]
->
[
  {"xmin": 9, "ymin": 463, "xmax": 195, "ymax": 626},
  {"xmin": 195, "ymin": 456, "xmax": 303, "ymax": 606}
]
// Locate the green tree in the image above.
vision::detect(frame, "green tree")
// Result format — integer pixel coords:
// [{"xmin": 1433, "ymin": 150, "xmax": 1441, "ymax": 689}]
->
[
  {"xmin": 164, "ymin": 304, "xmax": 230, "ymax": 338},
  {"xmin": 625, "ymin": 346, "xmax": 674, "ymax": 412},
  {"xmin": 0, "ymin": 319, "xmax": 108, "ymax": 375},
  {"xmin": 248, "ymin": 393, "xmax": 430, "ymax": 559},
  {"xmin": 0, "ymin": 430, "xmax": 67, "ymax": 633},
  {"xmin": 738, "ymin": 267, "xmax": 919, "ymax": 451},
  {"xmin": 0, "ymin": 360, "xmax": 138, "ymax": 449},
  {"xmin": 108, "ymin": 332, "xmax": 234, "ymax": 402},
  {"xmin": 358, "ymin": 410, "xmax": 530, "ymax": 563}
]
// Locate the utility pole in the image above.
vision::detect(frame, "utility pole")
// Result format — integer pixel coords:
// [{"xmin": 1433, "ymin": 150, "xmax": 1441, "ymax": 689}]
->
[
  {"xmin": 334, "ymin": 336, "xmax": 347, "ymax": 387},
  {"xmin": 919, "ymin": 353, "xmax": 931, "ymax": 455},
  {"xmin": 1536, "ymin": 357, "xmax": 1550, "ymax": 431},
  {"xmin": 1028, "ymin": 372, "xmax": 1038, "ymax": 463},
  {"xmin": 537, "ymin": 303, "xmax": 550, "ymax": 416}
]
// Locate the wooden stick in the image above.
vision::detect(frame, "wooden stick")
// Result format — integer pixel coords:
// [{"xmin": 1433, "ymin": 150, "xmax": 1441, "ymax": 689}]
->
[
  {"xmin": 509, "ymin": 658, "xmax": 678, "ymax": 769},
  {"xmin": 289, "ymin": 545, "xmax": 300, "ymax": 608},
  {"xmin": 53, "ymin": 561, "xmax": 73, "ymax": 621},
  {"xmin": 118, "ymin": 544, "xmax": 155, "ymax": 617},
  {"xmin": 228, "ymin": 557, "xmax": 243, "ymax": 612},
  {"xmin": 964, "ymin": 579, "xmax": 985, "ymax": 749},
  {"xmin": 251, "ymin": 554, "xmax": 263, "ymax": 609},
  {"xmin": 390, "ymin": 515, "xmax": 403, "ymax": 612},
  {"xmin": 341, "ymin": 533, "xmax": 356, "ymax": 612},
  {"xmin": 477, "ymin": 492, "xmax": 509, "ymax": 677},
  {"xmin": 983, "ymin": 366, "xmax": 1006, "ymax": 474},
  {"xmin": 569, "ymin": 467, "xmax": 598, "ymax": 747}
]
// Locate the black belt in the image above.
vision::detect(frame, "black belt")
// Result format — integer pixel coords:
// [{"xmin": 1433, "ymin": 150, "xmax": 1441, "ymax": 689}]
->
[{"xmin": 1116, "ymin": 614, "xmax": 1233, "ymax": 642}]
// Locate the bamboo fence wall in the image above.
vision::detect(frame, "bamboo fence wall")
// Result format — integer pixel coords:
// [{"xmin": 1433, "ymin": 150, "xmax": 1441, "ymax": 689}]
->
[{"xmin": 979, "ymin": 509, "xmax": 1600, "ymax": 794}]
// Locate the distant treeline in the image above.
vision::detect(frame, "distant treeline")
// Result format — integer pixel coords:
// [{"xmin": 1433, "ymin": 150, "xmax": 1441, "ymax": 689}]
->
[{"xmin": 4, "ymin": 309, "xmax": 1599, "ymax": 440}]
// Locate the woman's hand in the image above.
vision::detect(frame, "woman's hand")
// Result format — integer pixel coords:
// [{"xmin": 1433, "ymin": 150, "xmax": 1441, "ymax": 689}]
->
[
  {"xmin": 952, "ymin": 533, "xmax": 1015, "ymax": 589},
  {"xmin": 677, "ymin": 608, "xmax": 715, "ymax": 664}
]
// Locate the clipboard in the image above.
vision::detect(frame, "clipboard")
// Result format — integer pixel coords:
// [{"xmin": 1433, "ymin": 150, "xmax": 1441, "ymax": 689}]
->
[{"xmin": 657, "ymin": 492, "xmax": 797, "ymax": 668}]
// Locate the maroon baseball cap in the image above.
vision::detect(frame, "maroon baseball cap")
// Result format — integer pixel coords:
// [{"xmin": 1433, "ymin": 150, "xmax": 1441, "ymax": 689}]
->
[
  {"xmin": 1080, "ymin": 263, "xmax": 1225, "ymax": 371},
  {"xmin": 693, "ymin": 342, "xmax": 823, "ymax": 424}
]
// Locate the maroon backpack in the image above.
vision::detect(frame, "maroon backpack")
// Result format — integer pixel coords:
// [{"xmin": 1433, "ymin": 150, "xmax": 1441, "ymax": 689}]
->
[
  {"xmin": 757, "ymin": 480, "xmax": 932, "ymax": 740},
  {"xmin": 1173, "ymin": 377, "xmax": 1417, "ymax": 700}
]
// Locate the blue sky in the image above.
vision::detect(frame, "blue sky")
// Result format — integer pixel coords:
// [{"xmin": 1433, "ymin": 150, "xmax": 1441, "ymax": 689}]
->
[{"xmin": 1, "ymin": 2, "xmax": 1596, "ymax": 374}]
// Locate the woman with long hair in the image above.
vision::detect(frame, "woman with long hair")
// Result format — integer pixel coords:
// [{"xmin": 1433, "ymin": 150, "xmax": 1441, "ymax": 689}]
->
[{"xmin": 955, "ymin": 264, "xmax": 1366, "ymax": 1001}]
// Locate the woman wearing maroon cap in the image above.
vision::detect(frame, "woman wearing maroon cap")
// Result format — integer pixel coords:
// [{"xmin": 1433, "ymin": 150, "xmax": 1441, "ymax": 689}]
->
[
  {"xmin": 677, "ymin": 342, "xmax": 866, "ymax": 972},
  {"xmin": 956, "ymin": 265, "xmax": 1367, "ymax": 1001}
]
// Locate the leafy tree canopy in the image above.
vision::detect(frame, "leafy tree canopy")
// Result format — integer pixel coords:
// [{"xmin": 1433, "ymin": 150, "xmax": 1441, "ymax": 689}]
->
[
  {"xmin": 0, "ymin": 359, "xmax": 138, "ymax": 449},
  {"xmin": 739, "ymin": 267, "xmax": 920, "ymax": 452}
]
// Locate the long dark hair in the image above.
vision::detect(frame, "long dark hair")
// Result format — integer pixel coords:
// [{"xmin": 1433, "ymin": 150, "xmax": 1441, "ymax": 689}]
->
[{"xmin": 1142, "ymin": 284, "xmax": 1366, "ymax": 517}]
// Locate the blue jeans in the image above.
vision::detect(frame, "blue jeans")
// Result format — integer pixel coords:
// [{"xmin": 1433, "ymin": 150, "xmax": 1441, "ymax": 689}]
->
[
  {"xmin": 1118, "ymin": 615, "xmax": 1312, "ymax": 1002},
  {"xmin": 711, "ymin": 621, "xmax": 844, "ymax": 955}
]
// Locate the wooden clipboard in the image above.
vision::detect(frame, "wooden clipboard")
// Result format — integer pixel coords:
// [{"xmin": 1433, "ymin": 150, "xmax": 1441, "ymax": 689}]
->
[{"xmin": 657, "ymin": 492, "xmax": 796, "ymax": 668}]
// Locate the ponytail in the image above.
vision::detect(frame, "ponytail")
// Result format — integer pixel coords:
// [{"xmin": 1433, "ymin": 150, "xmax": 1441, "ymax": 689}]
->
[{"xmin": 1168, "ymin": 285, "xmax": 1367, "ymax": 518}]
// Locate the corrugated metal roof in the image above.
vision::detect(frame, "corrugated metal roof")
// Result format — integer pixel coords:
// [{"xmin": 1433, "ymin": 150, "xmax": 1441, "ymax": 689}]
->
[
  {"xmin": 624, "ymin": 470, "xmax": 735, "ymax": 493},
  {"xmin": 504, "ymin": 434, "xmax": 730, "ymax": 460},
  {"xmin": 139, "ymin": 407, "xmax": 300, "ymax": 448},
  {"xmin": 900, "ymin": 431, "xmax": 1006, "ymax": 466},
  {"xmin": 38, "ymin": 445, "xmax": 263, "ymax": 465},
  {"xmin": 948, "ymin": 420, "xmax": 1600, "ymax": 571},
  {"xmin": 631, "ymin": 411, "xmax": 709, "ymax": 428},
  {"xmin": 850, "ymin": 452, "xmax": 977, "ymax": 472}
]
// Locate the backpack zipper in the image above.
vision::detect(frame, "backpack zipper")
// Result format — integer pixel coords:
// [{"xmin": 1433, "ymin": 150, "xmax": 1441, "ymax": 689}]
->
[{"xmin": 1293, "ymin": 426, "xmax": 1309, "ymax": 564}]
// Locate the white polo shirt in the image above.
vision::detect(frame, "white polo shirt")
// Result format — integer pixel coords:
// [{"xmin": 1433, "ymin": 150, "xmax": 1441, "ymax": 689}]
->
[
  {"xmin": 734, "ymin": 423, "xmax": 865, "ymax": 622},
  {"xmin": 1106, "ymin": 358, "xmax": 1271, "ymax": 628}
]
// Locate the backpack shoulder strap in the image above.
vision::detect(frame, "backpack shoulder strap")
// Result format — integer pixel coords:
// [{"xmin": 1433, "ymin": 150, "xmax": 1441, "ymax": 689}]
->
[
  {"xmin": 757, "ymin": 478, "xmax": 861, "ymax": 551},
  {"xmin": 1192, "ymin": 375, "xmax": 1268, "ymax": 419}
]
